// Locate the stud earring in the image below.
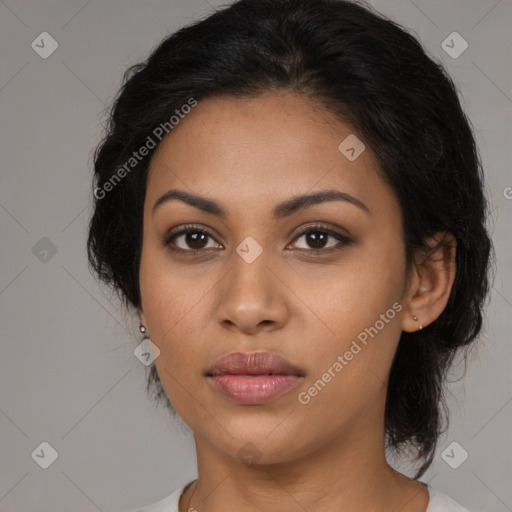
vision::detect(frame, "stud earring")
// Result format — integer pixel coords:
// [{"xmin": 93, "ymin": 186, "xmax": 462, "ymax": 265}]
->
[
  {"xmin": 139, "ymin": 325, "xmax": 147, "ymax": 336},
  {"xmin": 412, "ymin": 315, "xmax": 423, "ymax": 330}
]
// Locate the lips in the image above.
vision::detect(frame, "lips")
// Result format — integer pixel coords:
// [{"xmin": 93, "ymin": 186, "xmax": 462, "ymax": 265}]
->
[
  {"xmin": 205, "ymin": 351, "xmax": 305, "ymax": 405},
  {"xmin": 205, "ymin": 351, "xmax": 305, "ymax": 377}
]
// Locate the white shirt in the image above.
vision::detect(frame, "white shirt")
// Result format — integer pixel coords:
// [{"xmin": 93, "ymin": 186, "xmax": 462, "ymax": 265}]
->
[{"xmin": 130, "ymin": 480, "xmax": 470, "ymax": 512}]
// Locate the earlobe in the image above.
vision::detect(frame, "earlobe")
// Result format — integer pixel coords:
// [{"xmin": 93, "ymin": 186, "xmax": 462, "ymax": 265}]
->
[
  {"xmin": 401, "ymin": 231, "xmax": 457, "ymax": 333},
  {"xmin": 137, "ymin": 308, "xmax": 147, "ymax": 330}
]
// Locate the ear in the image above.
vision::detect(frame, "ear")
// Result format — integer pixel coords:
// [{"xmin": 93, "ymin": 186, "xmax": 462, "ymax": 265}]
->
[{"xmin": 401, "ymin": 231, "xmax": 457, "ymax": 332}]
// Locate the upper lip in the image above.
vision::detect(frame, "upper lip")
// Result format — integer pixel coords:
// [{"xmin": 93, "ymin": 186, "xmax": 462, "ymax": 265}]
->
[{"xmin": 205, "ymin": 351, "xmax": 305, "ymax": 377}]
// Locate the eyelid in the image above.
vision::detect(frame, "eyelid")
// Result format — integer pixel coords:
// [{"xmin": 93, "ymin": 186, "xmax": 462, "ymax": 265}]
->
[
  {"xmin": 286, "ymin": 223, "xmax": 353, "ymax": 253},
  {"xmin": 290, "ymin": 223, "xmax": 352, "ymax": 242}
]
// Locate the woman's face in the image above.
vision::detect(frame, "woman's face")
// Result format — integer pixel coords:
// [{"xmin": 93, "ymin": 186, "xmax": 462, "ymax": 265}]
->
[{"xmin": 139, "ymin": 90, "xmax": 410, "ymax": 464}]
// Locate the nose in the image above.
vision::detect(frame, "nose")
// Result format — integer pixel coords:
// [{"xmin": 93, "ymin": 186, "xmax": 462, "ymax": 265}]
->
[{"xmin": 213, "ymin": 250, "xmax": 289, "ymax": 335}]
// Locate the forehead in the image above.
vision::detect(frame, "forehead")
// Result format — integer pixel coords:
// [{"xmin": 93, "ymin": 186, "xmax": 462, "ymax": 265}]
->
[{"xmin": 145, "ymin": 91, "xmax": 397, "ymax": 219}]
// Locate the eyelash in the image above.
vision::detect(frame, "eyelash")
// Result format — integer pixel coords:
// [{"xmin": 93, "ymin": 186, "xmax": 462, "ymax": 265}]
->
[{"xmin": 163, "ymin": 223, "xmax": 353, "ymax": 256}]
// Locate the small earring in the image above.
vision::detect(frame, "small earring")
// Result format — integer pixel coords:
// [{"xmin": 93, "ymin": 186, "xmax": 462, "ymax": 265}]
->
[
  {"xmin": 412, "ymin": 315, "xmax": 423, "ymax": 330},
  {"xmin": 139, "ymin": 325, "xmax": 147, "ymax": 335}
]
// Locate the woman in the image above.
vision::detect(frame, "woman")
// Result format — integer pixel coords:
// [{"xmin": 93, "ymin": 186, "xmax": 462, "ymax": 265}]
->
[{"xmin": 87, "ymin": 0, "xmax": 494, "ymax": 510}]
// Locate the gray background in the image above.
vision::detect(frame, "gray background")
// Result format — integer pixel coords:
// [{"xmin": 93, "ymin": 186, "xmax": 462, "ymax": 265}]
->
[{"xmin": 0, "ymin": 0, "xmax": 510, "ymax": 511}]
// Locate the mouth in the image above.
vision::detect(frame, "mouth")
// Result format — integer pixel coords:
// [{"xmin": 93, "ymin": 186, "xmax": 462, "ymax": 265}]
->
[
  {"xmin": 205, "ymin": 351, "xmax": 305, "ymax": 405},
  {"xmin": 206, "ymin": 374, "xmax": 304, "ymax": 404}
]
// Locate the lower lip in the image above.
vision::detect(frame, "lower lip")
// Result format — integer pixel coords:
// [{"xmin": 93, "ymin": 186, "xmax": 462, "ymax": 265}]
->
[{"xmin": 207, "ymin": 374, "xmax": 302, "ymax": 404}]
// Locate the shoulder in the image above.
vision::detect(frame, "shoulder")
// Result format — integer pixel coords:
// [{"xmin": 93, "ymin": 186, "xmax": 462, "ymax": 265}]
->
[
  {"xmin": 126, "ymin": 481, "xmax": 192, "ymax": 512},
  {"xmin": 425, "ymin": 484, "xmax": 471, "ymax": 512}
]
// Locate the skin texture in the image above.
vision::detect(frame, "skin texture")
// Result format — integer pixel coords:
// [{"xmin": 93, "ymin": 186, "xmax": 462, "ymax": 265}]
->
[{"xmin": 138, "ymin": 90, "xmax": 456, "ymax": 512}]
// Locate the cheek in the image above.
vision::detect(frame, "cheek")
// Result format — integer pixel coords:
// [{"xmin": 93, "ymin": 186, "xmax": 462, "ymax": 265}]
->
[
  {"xmin": 139, "ymin": 234, "xmax": 205, "ymax": 329},
  {"xmin": 290, "ymin": 235, "xmax": 404, "ymax": 339},
  {"xmin": 290, "ymin": 239, "xmax": 405, "ymax": 394},
  {"xmin": 139, "ymin": 260, "xmax": 207, "ymax": 420},
  {"xmin": 291, "ymin": 290, "xmax": 403, "ymax": 435},
  {"xmin": 138, "ymin": 243, "xmax": 215, "ymax": 388},
  {"xmin": 139, "ymin": 269, "xmax": 205, "ymax": 365}
]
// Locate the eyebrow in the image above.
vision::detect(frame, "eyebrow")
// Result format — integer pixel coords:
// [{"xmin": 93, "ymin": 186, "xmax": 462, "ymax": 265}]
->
[{"xmin": 152, "ymin": 188, "xmax": 370, "ymax": 220}]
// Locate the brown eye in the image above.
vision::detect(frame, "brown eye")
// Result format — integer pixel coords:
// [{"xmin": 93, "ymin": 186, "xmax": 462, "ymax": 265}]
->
[
  {"xmin": 164, "ymin": 226, "xmax": 222, "ymax": 252},
  {"xmin": 300, "ymin": 231, "xmax": 330, "ymax": 249},
  {"xmin": 290, "ymin": 226, "xmax": 353, "ymax": 253},
  {"xmin": 177, "ymin": 231, "xmax": 210, "ymax": 250}
]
